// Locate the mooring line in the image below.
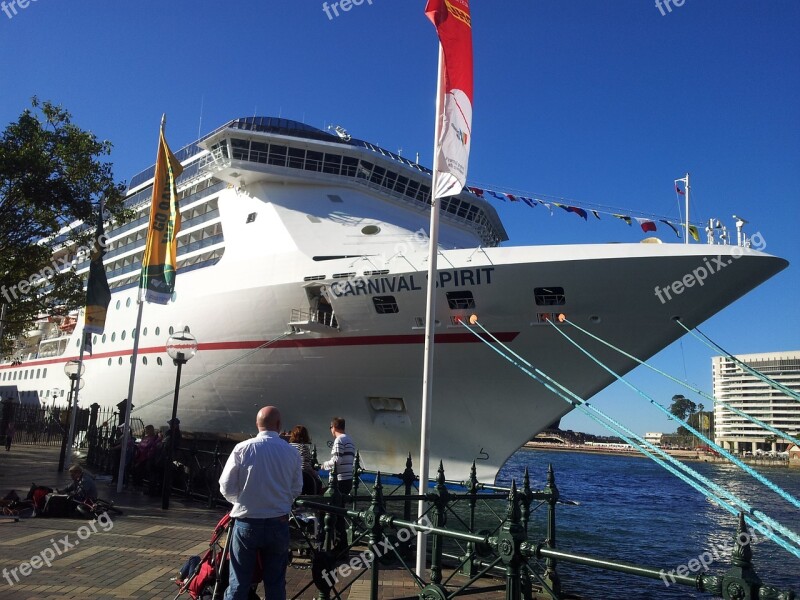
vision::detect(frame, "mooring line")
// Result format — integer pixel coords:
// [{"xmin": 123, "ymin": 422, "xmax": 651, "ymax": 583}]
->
[
  {"xmin": 461, "ymin": 318, "xmax": 800, "ymax": 555},
  {"xmin": 558, "ymin": 316, "xmax": 800, "ymax": 449},
  {"xmin": 677, "ymin": 320, "xmax": 800, "ymax": 403},
  {"xmin": 543, "ymin": 319, "xmax": 800, "ymax": 513}
]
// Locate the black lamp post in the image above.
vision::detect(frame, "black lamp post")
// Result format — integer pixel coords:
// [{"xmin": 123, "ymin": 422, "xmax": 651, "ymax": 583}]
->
[
  {"xmin": 162, "ymin": 329, "xmax": 197, "ymax": 509},
  {"xmin": 58, "ymin": 360, "xmax": 84, "ymax": 472}
]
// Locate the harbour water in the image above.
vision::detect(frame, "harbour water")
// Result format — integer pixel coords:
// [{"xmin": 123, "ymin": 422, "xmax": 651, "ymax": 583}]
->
[{"xmin": 497, "ymin": 448, "xmax": 800, "ymax": 599}]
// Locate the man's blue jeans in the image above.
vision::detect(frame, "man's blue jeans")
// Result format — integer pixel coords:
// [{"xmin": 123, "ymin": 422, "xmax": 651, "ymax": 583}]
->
[{"xmin": 225, "ymin": 516, "xmax": 290, "ymax": 600}]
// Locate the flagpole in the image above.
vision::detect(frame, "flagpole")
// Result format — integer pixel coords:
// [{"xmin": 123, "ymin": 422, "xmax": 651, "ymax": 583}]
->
[
  {"xmin": 416, "ymin": 43, "xmax": 447, "ymax": 579},
  {"xmin": 117, "ymin": 114, "xmax": 166, "ymax": 491},
  {"xmin": 116, "ymin": 300, "xmax": 144, "ymax": 492},
  {"xmin": 684, "ymin": 172, "xmax": 690, "ymax": 245}
]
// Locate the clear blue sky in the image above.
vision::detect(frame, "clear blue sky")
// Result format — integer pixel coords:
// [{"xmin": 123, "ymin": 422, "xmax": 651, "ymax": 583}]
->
[{"xmin": 1, "ymin": 1, "xmax": 798, "ymax": 437}]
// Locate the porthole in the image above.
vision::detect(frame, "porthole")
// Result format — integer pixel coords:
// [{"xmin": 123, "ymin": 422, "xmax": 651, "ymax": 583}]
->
[
  {"xmin": 126, "ymin": 297, "xmax": 131, "ymax": 307},
  {"xmin": 76, "ymin": 339, "xmax": 80, "ymax": 347},
  {"xmin": 143, "ymin": 327, "xmax": 148, "ymax": 337},
  {"xmin": 116, "ymin": 300, "xmax": 121, "ymax": 310},
  {"xmin": 93, "ymin": 335, "xmax": 98, "ymax": 345},
  {"xmin": 102, "ymin": 334, "xmax": 107, "ymax": 343},
  {"xmin": 155, "ymin": 327, "xmax": 161, "ymax": 336},
  {"xmin": 361, "ymin": 225, "xmax": 381, "ymax": 235},
  {"xmin": 118, "ymin": 357, "xmax": 123, "ymax": 365},
  {"xmin": 108, "ymin": 358, "xmax": 112, "ymax": 366},
  {"xmin": 142, "ymin": 357, "xmax": 148, "ymax": 365},
  {"xmin": 121, "ymin": 331, "xmax": 126, "ymax": 340},
  {"xmin": 111, "ymin": 333, "xmax": 116, "ymax": 342},
  {"xmin": 169, "ymin": 326, "xmax": 174, "ymax": 335},
  {"xmin": 43, "ymin": 368, "xmax": 47, "ymax": 377},
  {"xmin": 157, "ymin": 357, "xmax": 163, "ymax": 366}
]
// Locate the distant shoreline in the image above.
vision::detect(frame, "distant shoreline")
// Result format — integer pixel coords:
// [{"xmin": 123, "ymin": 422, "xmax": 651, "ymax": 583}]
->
[{"xmin": 522, "ymin": 442, "xmax": 796, "ymax": 466}]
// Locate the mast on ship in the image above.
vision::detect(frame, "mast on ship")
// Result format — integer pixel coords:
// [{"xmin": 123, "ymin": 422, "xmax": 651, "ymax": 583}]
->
[{"xmin": 675, "ymin": 172, "xmax": 690, "ymax": 244}]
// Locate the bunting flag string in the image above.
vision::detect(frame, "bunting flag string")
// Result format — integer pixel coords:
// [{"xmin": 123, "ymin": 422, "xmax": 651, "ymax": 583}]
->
[{"xmin": 466, "ymin": 185, "xmax": 695, "ymax": 236}]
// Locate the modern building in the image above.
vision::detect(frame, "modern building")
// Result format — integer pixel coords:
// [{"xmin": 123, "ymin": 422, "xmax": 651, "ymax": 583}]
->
[
  {"xmin": 713, "ymin": 351, "xmax": 800, "ymax": 454},
  {"xmin": 644, "ymin": 432, "xmax": 663, "ymax": 446}
]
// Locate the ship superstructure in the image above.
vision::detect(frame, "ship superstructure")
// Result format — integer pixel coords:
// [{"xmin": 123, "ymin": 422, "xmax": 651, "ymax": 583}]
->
[{"xmin": 0, "ymin": 117, "xmax": 788, "ymax": 481}]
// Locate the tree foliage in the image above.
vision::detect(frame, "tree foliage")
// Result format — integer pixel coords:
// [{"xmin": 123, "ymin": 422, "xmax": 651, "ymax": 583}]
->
[
  {"xmin": 669, "ymin": 394, "xmax": 697, "ymax": 421},
  {"xmin": 0, "ymin": 98, "xmax": 131, "ymax": 355}
]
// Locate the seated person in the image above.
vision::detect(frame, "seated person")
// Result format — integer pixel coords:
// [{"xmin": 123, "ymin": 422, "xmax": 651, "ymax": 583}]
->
[
  {"xmin": 133, "ymin": 424, "xmax": 159, "ymax": 484},
  {"xmin": 62, "ymin": 464, "xmax": 98, "ymax": 502}
]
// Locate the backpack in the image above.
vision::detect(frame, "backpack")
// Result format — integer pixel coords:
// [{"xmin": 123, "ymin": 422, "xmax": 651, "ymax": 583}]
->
[{"xmin": 26, "ymin": 484, "xmax": 53, "ymax": 516}]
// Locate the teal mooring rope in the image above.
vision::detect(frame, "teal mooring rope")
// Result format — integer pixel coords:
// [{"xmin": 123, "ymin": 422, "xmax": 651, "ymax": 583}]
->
[{"xmin": 460, "ymin": 319, "xmax": 800, "ymax": 558}]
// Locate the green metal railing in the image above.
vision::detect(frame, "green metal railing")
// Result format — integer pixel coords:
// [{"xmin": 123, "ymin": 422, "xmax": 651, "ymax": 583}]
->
[{"xmin": 294, "ymin": 458, "xmax": 796, "ymax": 600}]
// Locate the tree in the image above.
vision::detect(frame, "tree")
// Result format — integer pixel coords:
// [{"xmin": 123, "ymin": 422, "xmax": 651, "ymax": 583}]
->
[
  {"xmin": 0, "ymin": 98, "xmax": 130, "ymax": 355},
  {"xmin": 669, "ymin": 394, "xmax": 697, "ymax": 443},
  {"xmin": 669, "ymin": 395, "xmax": 697, "ymax": 421}
]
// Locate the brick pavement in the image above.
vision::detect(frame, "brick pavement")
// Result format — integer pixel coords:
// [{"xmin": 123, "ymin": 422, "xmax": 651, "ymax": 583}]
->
[{"xmin": 0, "ymin": 445, "xmax": 507, "ymax": 600}]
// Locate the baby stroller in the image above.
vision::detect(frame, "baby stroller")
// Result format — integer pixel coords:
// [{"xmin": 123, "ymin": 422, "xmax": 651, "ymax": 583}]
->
[{"xmin": 173, "ymin": 513, "xmax": 261, "ymax": 600}]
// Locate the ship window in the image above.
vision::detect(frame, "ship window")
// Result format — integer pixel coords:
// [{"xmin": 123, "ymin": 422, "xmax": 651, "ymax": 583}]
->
[
  {"xmin": 143, "ymin": 327, "xmax": 148, "ymax": 336},
  {"xmin": 118, "ymin": 357, "xmax": 123, "ymax": 365},
  {"xmin": 43, "ymin": 368, "xmax": 47, "ymax": 377},
  {"xmin": 142, "ymin": 357, "xmax": 148, "ymax": 365},
  {"xmin": 231, "ymin": 138, "xmax": 249, "ymax": 160},
  {"xmin": 288, "ymin": 147, "xmax": 305, "ymax": 169},
  {"xmin": 121, "ymin": 331, "xmax": 126, "ymax": 341},
  {"xmin": 111, "ymin": 333, "xmax": 116, "ymax": 342},
  {"xmin": 268, "ymin": 145, "xmax": 287, "ymax": 167},
  {"xmin": 36, "ymin": 368, "xmax": 40, "ymax": 378},
  {"xmin": 157, "ymin": 357, "xmax": 163, "ymax": 366},
  {"xmin": 361, "ymin": 225, "xmax": 381, "ymax": 235},
  {"xmin": 24, "ymin": 370, "xmax": 28, "ymax": 380},
  {"xmin": 392, "ymin": 177, "xmax": 407, "ymax": 196},
  {"xmin": 370, "ymin": 165, "xmax": 386, "ymax": 186},
  {"xmin": 357, "ymin": 160, "xmax": 373, "ymax": 180},
  {"xmin": 373, "ymin": 296, "xmax": 399, "ymax": 314},
  {"xmin": 305, "ymin": 150, "xmax": 323, "ymax": 172},
  {"xmin": 93, "ymin": 335, "xmax": 98, "ymax": 345},
  {"xmin": 102, "ymin": 334, "xmax": 106, "ymax": 343},
  {"xmin": 155, "ymin": 327, "xmax": 160, "ymax": 336},
  {"xmin": 327, "ymin": 194, "xmax": 343, "ymax": 203},
  {"xmin": 116, "ymin": 300, "xmax": 121, "ymax": 309},
  {"xmin": 384, "ymin": 170, "xmax": 397, "ymax": 190},
  {"xmin": 323, "ymin": 154, "xmax": 341, "ymax": 174},
  {"xmin": 341, "ymin": 156, "xmax": 358, "ymax": 177},
  {"xmin": 169, "ymin": 326, "xmax": 174, "ymax": 335},
  {"xmin": 534, "ymin": 287, "xmax": 566, "ymax": 306},
  {"xmin": 446, "ymin": 291, "xmax": 475, "ymax": 310},
  {"xmin": 246, "ymin": 212, "xmax": 257, "ymax": 223},
  {"xmin": 406, "ymin": 180, "xmax": 419, "ymax": 198},
  {"xmin": 251, "ymin": 141, "xmax": 268, "ymax": 163}
]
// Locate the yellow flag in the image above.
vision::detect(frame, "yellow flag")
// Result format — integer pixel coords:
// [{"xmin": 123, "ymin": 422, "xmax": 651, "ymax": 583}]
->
[{"xmin": 139, "ymin": 125, "xmax": 184, "ymax": 304}]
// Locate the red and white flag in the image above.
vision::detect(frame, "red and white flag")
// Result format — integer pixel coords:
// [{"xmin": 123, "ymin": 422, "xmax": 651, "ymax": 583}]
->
[{"xmin": 426, "ymin": 0, "xmax": 473, "ymax": 198}]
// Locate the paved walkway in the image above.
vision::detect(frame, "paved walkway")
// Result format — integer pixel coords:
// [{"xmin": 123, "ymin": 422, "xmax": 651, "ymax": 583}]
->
[{"xmin": 0, "ymin": 445, "xmax": 506, "ymax": 600}]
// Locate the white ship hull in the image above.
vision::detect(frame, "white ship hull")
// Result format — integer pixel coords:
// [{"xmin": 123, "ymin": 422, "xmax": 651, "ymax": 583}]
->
[{"xmin": 0, "ymin": 117, "xmax": 787, "ymax": 481}]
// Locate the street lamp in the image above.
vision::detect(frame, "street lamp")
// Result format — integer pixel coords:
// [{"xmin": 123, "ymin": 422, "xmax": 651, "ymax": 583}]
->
[
  {"xmin": 162, "ymin": 328, "xmax": 198, "ymax": 509},
  {"xmin": 59, "ymin": 360, "xmax": 85, "ymax": 472}
]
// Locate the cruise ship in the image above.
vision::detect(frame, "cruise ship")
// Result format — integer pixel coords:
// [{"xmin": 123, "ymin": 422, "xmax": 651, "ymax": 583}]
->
[{"xmin": 0, "ymin": 117, "xmax": 788, "ymax": 481}]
